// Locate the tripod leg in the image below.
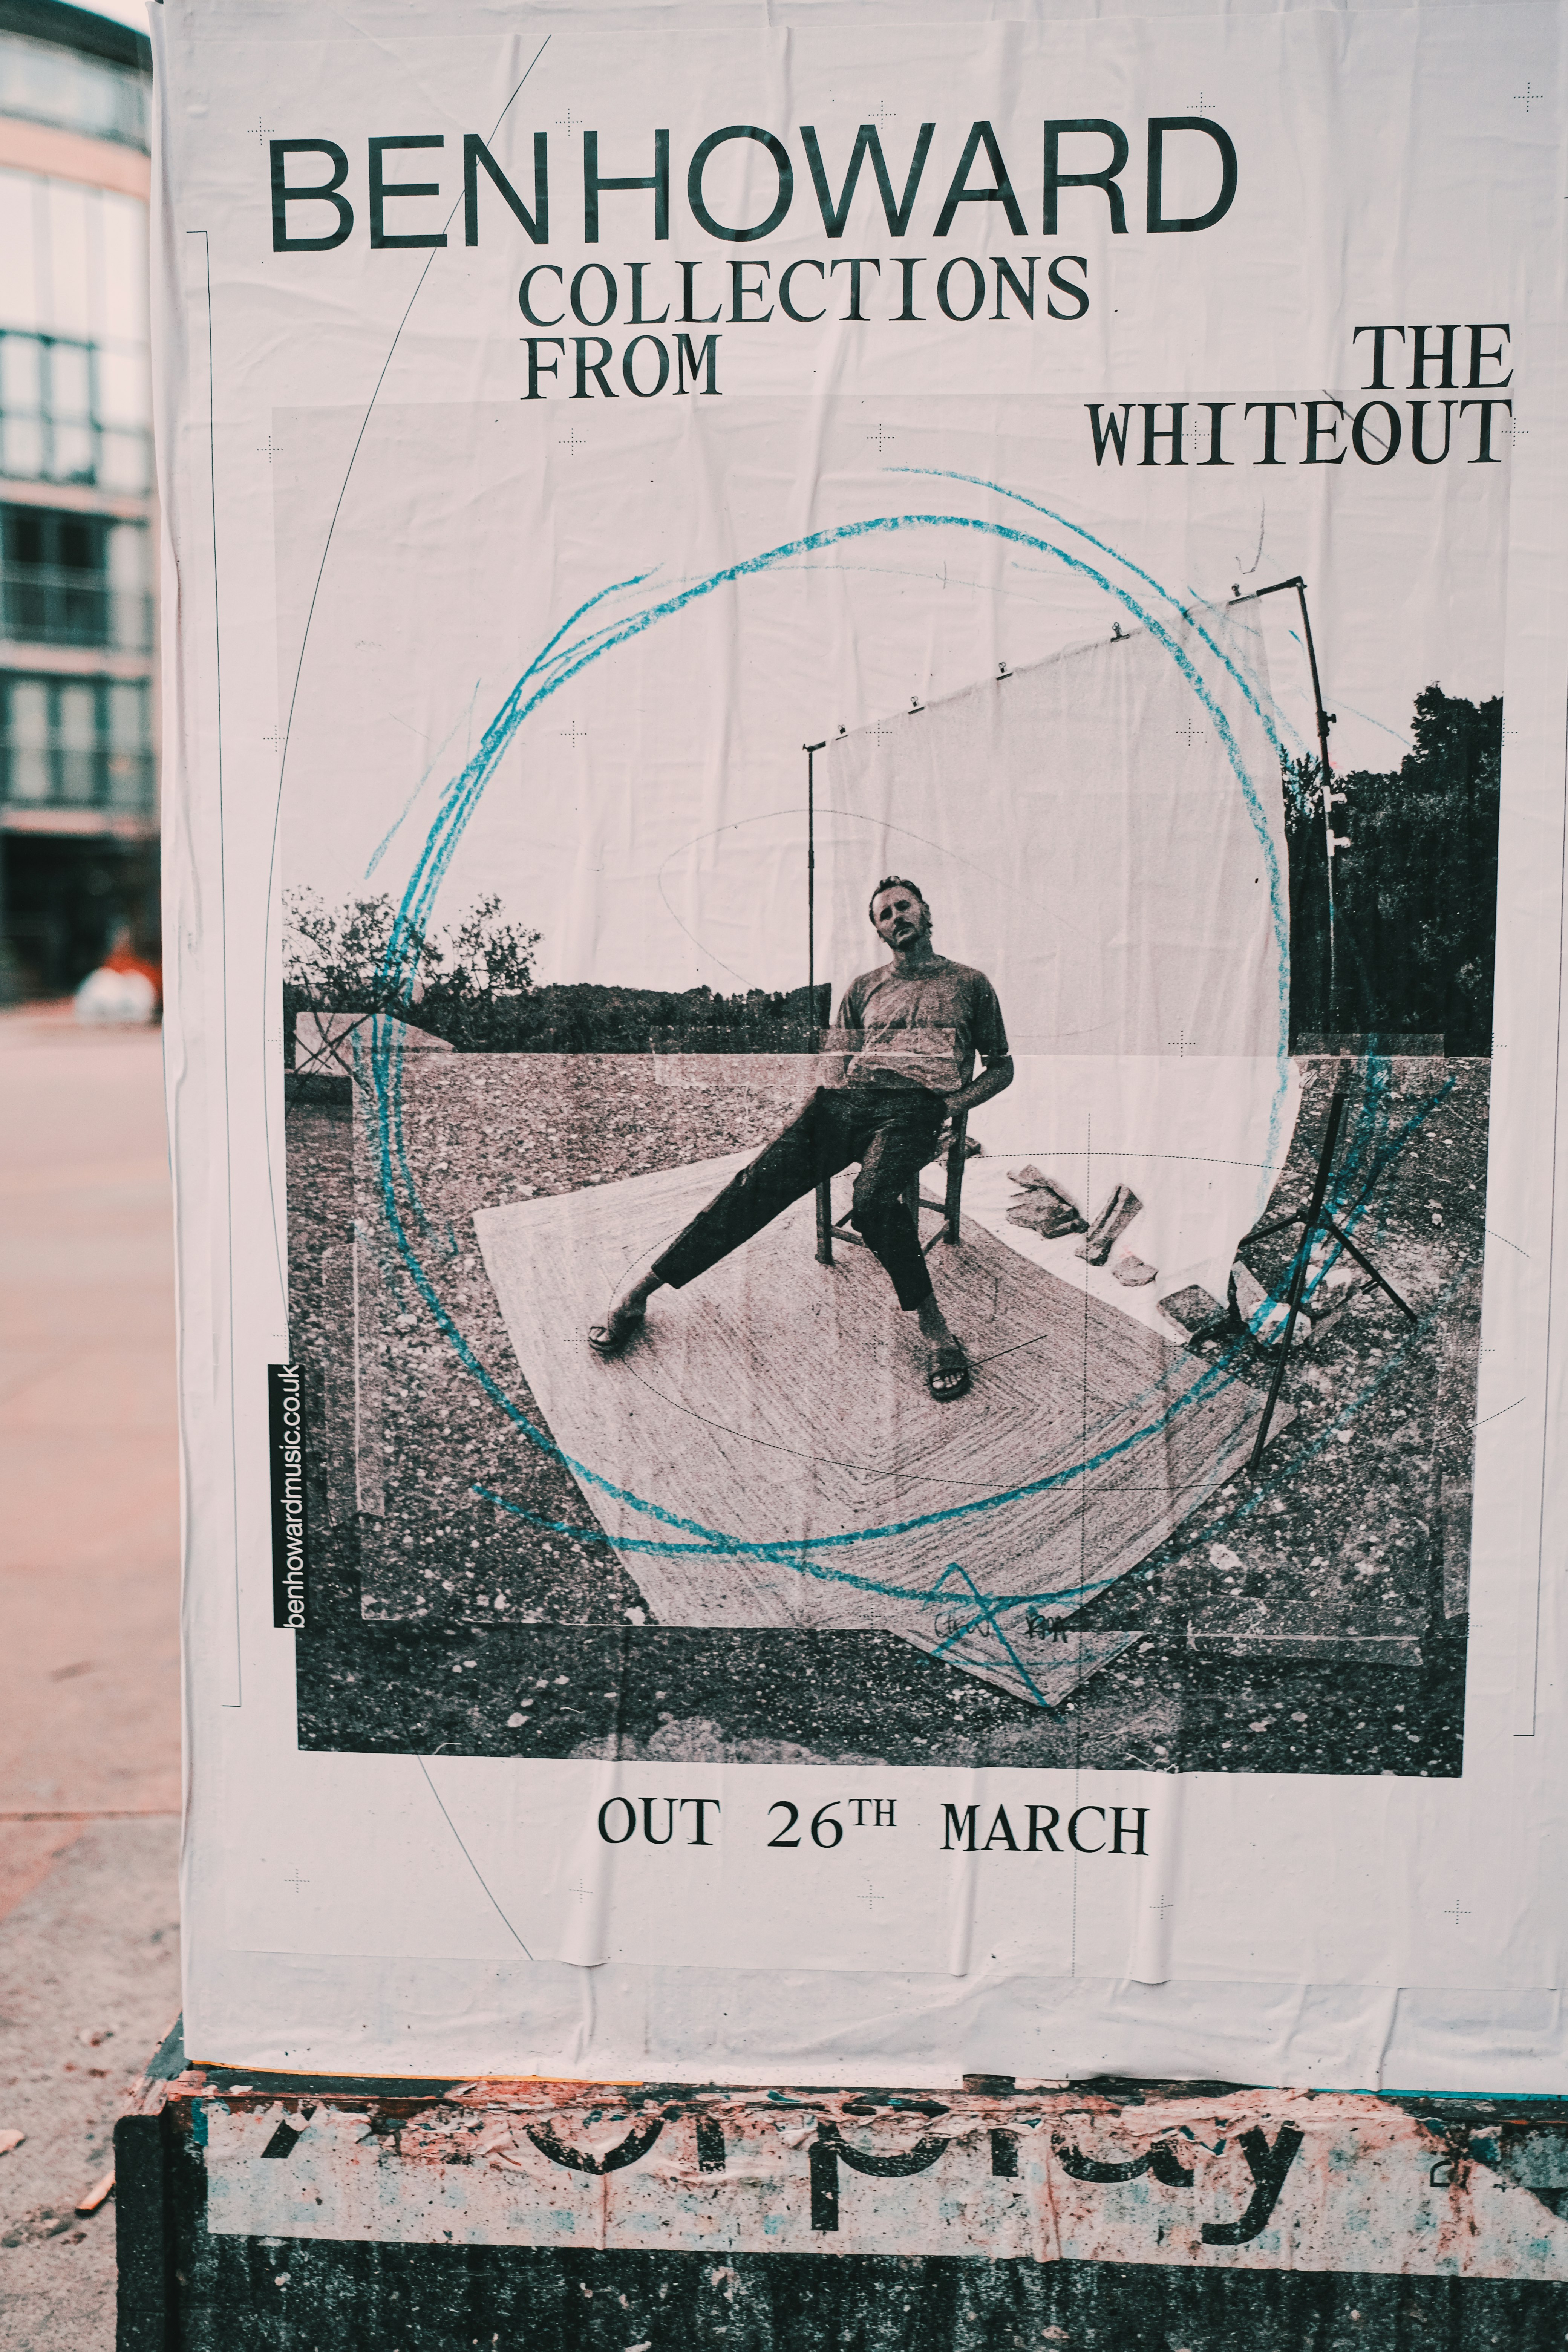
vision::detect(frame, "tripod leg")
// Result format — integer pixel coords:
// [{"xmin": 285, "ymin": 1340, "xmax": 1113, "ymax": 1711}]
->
[
  {"xmin": 1246, "ymin": 1247, "xmax": 1312, "ymax": 1476},
  {"xmin": 1239, "ymin": 1210, "xmax": 1304, "ymax": 1248},
  {"xmin": 1318, "ymin": 1216, "xmax": 1418, "ymax": 1321},
  {"xmin": 1248, "ymin": 1075, "xmax": 1351, "ymax": 1476}
]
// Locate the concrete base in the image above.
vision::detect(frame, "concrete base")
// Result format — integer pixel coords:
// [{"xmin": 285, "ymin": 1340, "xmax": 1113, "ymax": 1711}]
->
[{"xmin": 116, "ymin": 2027, "xmax": 1568, "ymax": 2349}]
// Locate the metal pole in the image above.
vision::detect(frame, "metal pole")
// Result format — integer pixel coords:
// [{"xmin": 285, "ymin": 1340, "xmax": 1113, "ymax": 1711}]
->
[
  {"xmin": 804, "ymin": 740, "xmax": 825, "ymax": 1046},
  {"xmin": 1230, "ymin": 574, "xmax": 1341, "ymax": 1031},
  {"xmin": 804, "ymin": 739, "xmax": 831, "ymax": 1265},
  {"xmin": 1292, "ymin": 582, "xmax": 1340, "ymax": 1029}
]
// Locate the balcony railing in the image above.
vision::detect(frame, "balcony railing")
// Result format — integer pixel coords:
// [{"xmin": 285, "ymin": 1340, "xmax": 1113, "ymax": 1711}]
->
[
  {"xmin": 0, "ymin": 739, "xmax": 155, "ymax": 816},
  {"xmin": 0, "ymin": 334, "xmax": 153, "ymax": 495},
  {"xmin": 0, "ymin": 413, "xmax": 152, "ymax": 495},
  {"xmin": 0, "ymin": 31, "xmax": 150, "ymax": 152},
  {"xmin": 1, "ymin": 563, "xmax": 153, "ymax": 652}
]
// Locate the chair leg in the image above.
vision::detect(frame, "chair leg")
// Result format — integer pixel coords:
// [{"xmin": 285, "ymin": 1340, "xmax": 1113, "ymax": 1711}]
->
[
  {"xmin": 815, "ymin": 1178, "xmax": 834, "ymax": 1263},
  {"xmin": 944, "ymin": 1112, "xmax": 968, "ymax": 1244}
]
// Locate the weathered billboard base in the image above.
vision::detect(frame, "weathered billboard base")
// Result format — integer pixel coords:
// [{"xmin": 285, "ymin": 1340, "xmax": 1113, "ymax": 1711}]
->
[{"xmin": 116, "ymin": 2025, "xmax": 1568, "ymax": 2349}]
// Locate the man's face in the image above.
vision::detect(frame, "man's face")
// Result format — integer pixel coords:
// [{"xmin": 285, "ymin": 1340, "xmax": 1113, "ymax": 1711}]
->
[{"xmin": 872, "ymin": 888, "xmax": 929, "ymax": 951}]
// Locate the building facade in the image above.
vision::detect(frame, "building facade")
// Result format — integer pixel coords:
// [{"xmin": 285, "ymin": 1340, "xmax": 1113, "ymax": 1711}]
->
[{"xmin": 0, "ymin": 0, "xmax": 154, "ymax": 998}]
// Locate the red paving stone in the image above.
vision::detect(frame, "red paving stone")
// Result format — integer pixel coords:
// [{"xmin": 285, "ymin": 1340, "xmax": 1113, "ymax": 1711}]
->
[{"xmin": 0, "ymin": 1005, "xmax": 180, "ymax": 1918}]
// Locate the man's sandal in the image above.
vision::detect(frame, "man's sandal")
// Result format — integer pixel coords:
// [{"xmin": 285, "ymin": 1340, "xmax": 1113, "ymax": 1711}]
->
[
  {"xmin": 587, "ymin": 1302, "xmax": 646, "ymax": 1356},
  {"xmin": 927, "ymin": 1344, "xmax": 971, "ymax": 1402}
]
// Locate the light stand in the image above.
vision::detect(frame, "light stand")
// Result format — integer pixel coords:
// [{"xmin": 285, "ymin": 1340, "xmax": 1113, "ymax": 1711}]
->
[
  {"xmin": 1229, "ymin": 574, "xmax": 1347, "ymax": 1030},
  {"xmin": 803, "ymin": 739, "xmax": 833, "ymax": 1264},
  {"xmin": 803, "ymin": 738, "xmax": 825, "ymax": 1047}
]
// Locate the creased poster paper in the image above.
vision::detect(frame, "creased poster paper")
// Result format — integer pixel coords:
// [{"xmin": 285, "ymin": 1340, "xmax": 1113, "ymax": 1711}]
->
[{"xmin": 153, "ymin": 0, "xmax": 1568, "ymax": 2085}]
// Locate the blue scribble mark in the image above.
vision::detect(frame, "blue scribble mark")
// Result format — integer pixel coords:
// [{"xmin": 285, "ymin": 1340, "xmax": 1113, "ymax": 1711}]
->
[
  {"xmin": 926, "ymin": 1561, "xmax": 1052, "ymax": 1709},
  {"xmin": 348, "ymin": 487, "xmax": 1461, "ymax": 1702},
  {"xmin": 451, "ymin": 1065, "xmax": 1462, "ymax": 1646},
  {"xmin": 375, "ymin": 509, "xmax": 1289, "ymax": 1046},
  {"xmin": 368, "ymin": 503, "xmax": 1296, "ymax": 1262}
]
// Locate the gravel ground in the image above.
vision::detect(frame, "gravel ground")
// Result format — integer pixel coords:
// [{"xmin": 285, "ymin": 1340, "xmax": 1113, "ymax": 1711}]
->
[
  {"xmin": 286, "ymin": 1050, "xmax": 1482, "ymax": 1776},
  {"xmin": 0, "ymin": 1821, "xmax": 180, "ymax": 2352}
]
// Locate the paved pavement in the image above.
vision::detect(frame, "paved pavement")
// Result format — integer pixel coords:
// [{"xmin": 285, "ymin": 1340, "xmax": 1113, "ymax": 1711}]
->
[{"xmin": 0, "ymin": 1004, "xmax": 181, "ymax": 2350}]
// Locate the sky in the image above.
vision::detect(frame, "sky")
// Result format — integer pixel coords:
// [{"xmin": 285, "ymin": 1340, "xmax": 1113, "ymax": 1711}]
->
[{"xmin": 82, "ymin": 0, "xmax": 148, "ymax": 29}]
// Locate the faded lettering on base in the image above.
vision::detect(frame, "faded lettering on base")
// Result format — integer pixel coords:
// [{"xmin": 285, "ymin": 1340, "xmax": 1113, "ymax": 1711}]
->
[{"xmin": 201, "ymin": 2089, "xmax": 1568, "ymax": 2277}]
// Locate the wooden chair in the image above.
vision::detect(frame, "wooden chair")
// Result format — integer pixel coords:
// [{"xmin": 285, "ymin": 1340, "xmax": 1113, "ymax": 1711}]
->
[{"xmin": 814, "ymin": 1111, "xmax": 969, "ymax": 1265}]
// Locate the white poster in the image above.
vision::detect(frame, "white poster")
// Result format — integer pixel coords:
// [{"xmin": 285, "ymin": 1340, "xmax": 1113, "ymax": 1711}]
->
[{"xmin": 154, "ymin": 0, "xmax": 1568, "ymax": 2087}]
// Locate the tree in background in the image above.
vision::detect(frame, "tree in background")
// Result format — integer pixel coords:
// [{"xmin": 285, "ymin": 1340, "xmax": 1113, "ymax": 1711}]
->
[
  {"xmin": 282, "ymin": 885, "xmax": 826, "ymax": 1055},
  {"xmin": 283, "ymin": 888, "xmax": 541, "ymax": 1052},
  {"xmin": 1285, "ymin": 686, "xmax": 1501, "ymax": 1055}
]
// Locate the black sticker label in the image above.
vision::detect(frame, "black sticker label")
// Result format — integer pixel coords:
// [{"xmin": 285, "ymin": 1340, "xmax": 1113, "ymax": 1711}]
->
[{"xmin": 268, "ymin": 1363, "xmax": 308, "ymax": 1630}]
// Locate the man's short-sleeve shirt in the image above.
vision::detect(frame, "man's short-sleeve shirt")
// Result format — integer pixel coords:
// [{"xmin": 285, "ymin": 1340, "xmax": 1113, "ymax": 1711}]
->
[{"xmin": 834, "ymin": 956, "xmax": 1009, "ymax": 1096}]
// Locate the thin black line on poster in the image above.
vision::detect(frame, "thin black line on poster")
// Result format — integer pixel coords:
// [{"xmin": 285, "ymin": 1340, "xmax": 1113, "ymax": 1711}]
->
[
  {"xmin": 1070, "ymin": 1110, "xmax": 1092, "ymax": 1977},
  {"xmin": 186, "ymin": 225, "xmax": 244, "ymax": 1710},
  {"xmin": 259, "ymin": 37, "xmax": 552, "ymax": 1311},
  {"xmin": 416, "ymin": 1759, "xmax": 535, "ymax": 1958},
  {"xmin": 1522, "ymin": 678, "xmax": 1568, "ymax": 1739}
]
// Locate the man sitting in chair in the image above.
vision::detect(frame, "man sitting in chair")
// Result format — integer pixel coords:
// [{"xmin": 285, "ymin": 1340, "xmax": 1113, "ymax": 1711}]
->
[{"xmin": 588, "ymin": 876, "xmax": 1013, "ymax": 1401}]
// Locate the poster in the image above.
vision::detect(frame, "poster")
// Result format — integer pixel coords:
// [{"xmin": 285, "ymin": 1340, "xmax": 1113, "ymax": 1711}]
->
[{"xmin": 155, "ymin": 0, "xmax": 1568, "ymax": 2087}]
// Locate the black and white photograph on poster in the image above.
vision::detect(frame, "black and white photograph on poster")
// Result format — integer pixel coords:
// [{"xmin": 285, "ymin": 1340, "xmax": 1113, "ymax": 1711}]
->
[{"xmin": 276, "ymin": 390, "xmax": 1501, "ymax": 1782}]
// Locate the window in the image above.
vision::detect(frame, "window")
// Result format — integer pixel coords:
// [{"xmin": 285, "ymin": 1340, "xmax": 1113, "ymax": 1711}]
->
[
  {"xmin": 0, "ymin": 332, "xmax": 150, "ymax": 492},
  {"xmin": 1, "ymin": 506, "xmax": 151, "ymax": 649},
  {"xmin": 105, "ymin": 678, "xmax": 150, "ymax": 809},
  {"xmin": 0, "ymin": 32, "xmax": 149, "ymax": 152},
  {"xmin": 0, "ymin": 672, "xmax": 153, "ymax": 814}
]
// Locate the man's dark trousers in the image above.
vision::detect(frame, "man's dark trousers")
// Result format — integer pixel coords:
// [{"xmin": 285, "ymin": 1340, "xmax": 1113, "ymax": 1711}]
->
[{"xmin": 652, "ymin": 1084, "xmax": 945, "ymax": 1310}]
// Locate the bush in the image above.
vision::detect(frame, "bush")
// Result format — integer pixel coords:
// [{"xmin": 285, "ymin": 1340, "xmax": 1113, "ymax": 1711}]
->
[{"xmin": 1285, "ymin": 685, "xmax": 1501, "ymax": 1054}]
